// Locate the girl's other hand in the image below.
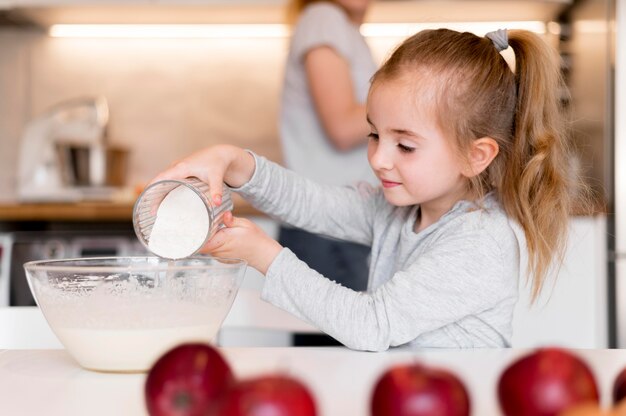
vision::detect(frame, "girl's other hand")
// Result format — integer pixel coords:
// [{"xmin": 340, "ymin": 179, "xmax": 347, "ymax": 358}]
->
[
  {"xmin": 148, "ymin": 145, "xmax": 255, "ymax": 206},
  {"xmin": 201, "ymin": 212, "xmax": 283, "ymax": 274}
]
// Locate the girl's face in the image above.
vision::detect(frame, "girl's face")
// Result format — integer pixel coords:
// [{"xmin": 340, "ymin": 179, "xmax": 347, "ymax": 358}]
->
[{"xmin": 366, "ymin": 77, "xmax": 469, "ymax": 213}]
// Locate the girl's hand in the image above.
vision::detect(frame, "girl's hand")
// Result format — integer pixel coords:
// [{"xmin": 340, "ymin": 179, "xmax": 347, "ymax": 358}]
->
[
  {"xmin": 149, "ymin": 144, "xmax": 255, "ymax": 206},
  {"xmin": 201, "ymin": 212, "xmax": 283, "ymax": 274}
]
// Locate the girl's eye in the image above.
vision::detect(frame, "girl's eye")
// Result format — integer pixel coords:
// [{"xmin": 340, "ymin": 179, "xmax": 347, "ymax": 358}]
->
[
  {"xmin": 368, "ymin": 133, "xmax": 379, "ymax": 141},
  {"xmin": 398, "ymin": 143, "xmax": 415, "ymax": 153}
]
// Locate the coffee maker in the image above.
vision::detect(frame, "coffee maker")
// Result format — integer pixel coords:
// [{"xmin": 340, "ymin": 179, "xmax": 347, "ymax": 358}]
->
[{"xmin": 16, "ymin": 96, "xmax": 124, "ymax": 202}]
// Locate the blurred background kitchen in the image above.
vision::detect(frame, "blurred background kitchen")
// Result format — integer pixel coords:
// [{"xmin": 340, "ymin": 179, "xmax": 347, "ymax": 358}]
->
[{"xmin": 0, "ymin": 0, "xmax": 621, "ymax": 349}]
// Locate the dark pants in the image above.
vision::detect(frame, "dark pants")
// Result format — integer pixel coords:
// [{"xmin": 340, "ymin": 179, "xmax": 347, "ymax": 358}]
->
[
  {"xmin": 278, "ymin": 226, "xmax": 370, "ymax": 291},
  {"xmin": 278, "ymin": 226, "xmax": 370, "ymax": 346}
]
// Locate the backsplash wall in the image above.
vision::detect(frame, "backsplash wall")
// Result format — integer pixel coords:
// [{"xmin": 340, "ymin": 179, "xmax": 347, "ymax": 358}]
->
[
  {"xmin": 0, "ymin": 28, "xmax": 400, "ymax": 199},
  {"xmin": 1, "ymin": 29, "xmax": 291, "ymax": 198}
]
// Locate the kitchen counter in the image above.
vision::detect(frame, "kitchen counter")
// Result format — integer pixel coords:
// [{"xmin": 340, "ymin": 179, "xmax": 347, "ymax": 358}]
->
[
  {"xmin": 0, "ymin": 347, "xmax": 624, "ymax": 415},
  {"xmin": 0, "ymin": 194, "xmax": 263, "ymax": 222},
  {"xmin": 0, "ymin": 197, "xmax": 606, "ymax": 222}
]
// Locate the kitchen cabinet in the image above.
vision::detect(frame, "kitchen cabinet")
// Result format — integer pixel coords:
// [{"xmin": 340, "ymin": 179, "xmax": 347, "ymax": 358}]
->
[
  {"xmin": 12, "ymin": 0, "xmax": 153, "ymax": 5},
  {"xmin": 0, "ymin": 196, "xmax": 262, "ymax": 222},
  {"xmin": 0, "ymin": 201, "xmax": 135, "ymax": 222},
  {"xmin": 512, "ymin": 215, "xmax": 608, "ymax": 348},
  {"xmin": 2, "ymin": 0, "xmax": 571, "ymax": 26},
  {"xmin": 11, "ymin": 0, "xmax": 284, "ymax": 4},
  {"xmin": 0, "ymin": 307, "xmax": 64, "ymax": 349},
  {"xmin": 0, "ymin": 347, "xmax": 624, "ymax": 415},
  {"xmin": 0, "ymin": 1, "xmax": 16, "ymax": 9},
  {"xmin": 5, "ymin": 0, "xmax": 286, "ymax": 8}
]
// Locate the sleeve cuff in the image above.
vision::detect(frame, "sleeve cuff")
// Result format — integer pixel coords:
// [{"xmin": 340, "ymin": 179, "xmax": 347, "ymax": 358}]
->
[
  {"xmin": 260, "ymin": 247, "xmax": 295, "ymax": 303},
  {"xmin": 228, "ymin": 149, "xmax": 261, "ymax": 194}
]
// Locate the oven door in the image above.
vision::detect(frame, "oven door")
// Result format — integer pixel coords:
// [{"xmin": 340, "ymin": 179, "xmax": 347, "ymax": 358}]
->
[
  {"xmin": 8, "ymin": 231, "xmax": 146, "ymax": 306},
  {"xmin": 0, "ymin": 233, "xmax": 13, "ymax": 307}
]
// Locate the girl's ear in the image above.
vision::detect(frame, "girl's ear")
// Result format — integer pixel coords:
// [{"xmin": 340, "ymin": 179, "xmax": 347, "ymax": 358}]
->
[{"xmin": 462, "ymin": 137, "xmax": 499, "ymax": 177}]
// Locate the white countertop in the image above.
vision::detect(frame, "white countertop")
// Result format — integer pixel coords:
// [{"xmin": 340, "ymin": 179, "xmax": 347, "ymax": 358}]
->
[{"xmin": 1, "ymin": 347, "xmax": 625, "ymax": 416}]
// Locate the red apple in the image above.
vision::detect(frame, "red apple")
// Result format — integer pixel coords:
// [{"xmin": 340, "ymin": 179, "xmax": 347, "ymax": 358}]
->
[
  {"xmin": 211, "ymin": 374, "xmax": 317, "ymax": 416},
  {"xmin": 145, "ymin": 343, "xmax": 234, "ymax": 416},
  {"xmin": 370, "ymin": 362, "xmax": 470, "ymax": 416},
  {"xmin": 498, "ymin": 347, "xmax": 599, "ymax": 416}
]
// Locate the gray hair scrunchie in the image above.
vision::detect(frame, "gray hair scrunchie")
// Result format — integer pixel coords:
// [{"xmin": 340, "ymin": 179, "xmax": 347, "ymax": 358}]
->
[{"xmin": 485, "ymin": 29, "xmax": 508, "ymax": 52}]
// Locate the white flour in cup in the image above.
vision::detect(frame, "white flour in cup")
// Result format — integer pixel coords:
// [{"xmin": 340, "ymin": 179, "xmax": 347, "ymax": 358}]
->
[{"xmin": 148, "ymin": 185, "xmax": 210, "ymax": 259}]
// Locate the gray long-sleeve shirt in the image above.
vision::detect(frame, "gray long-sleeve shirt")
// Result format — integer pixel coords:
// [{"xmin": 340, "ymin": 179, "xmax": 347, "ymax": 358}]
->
[{"xmin": 233, "ymin": 153, "xmax": 524, "ymax": 351}]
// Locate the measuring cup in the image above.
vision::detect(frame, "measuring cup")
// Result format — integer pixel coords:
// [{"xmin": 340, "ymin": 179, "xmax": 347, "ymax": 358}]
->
[{"xmin": 133, "ymin": 177, "xmax": 233, "ymax": 259}]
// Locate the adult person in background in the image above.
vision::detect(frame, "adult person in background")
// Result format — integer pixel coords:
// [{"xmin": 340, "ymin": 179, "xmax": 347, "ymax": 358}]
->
[{"xmin": 279, "ymin": 0, "xmax": 377, "ymax": 298}]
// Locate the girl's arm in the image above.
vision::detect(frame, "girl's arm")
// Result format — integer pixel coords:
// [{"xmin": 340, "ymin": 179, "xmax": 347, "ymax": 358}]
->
[
  {"xmin": 261, "ymin": 228, "xmax": 518, "ymax": 351},
  {"xmin": 150, "ymin": 146, "xmax": 378, "ymax": 245},
  {"xmin": 233, "ymin": 152, "xmax": 381, "ymax": 246}
]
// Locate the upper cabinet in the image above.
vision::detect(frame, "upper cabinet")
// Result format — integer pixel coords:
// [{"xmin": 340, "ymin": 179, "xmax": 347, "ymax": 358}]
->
[
  {"xmin": 5, "ymin": 0, "xmax": 284, "ymax": 4},
  {"xmin": 0, "ymin": 0, "xmax": 16, "ymax": 9},
  {"xmin": 1, "ymin": 0, "xmax": 289, "ymax": 24},
  {"xmin": 10, "ymin": 0, "xmax": 152, "ymax": 4},
  {"xmin": 1, "ymin": 0, "xmax": 572, "ymax": 25}
]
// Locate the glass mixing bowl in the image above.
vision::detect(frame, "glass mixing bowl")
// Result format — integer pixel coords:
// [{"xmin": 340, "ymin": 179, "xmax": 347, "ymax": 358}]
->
[{"xmin": 23, "ymin": 256, "xmax": 246, "ymax": 373}]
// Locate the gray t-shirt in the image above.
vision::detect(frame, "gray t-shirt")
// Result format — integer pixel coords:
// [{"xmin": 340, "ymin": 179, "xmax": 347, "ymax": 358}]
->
[
  {"xmin": 234, "ymin": 153, "xmax": 524, "ymax": 351},
  {"xmin": 280, "ymin": 2, "xmax": 377, "ymax": 185}
]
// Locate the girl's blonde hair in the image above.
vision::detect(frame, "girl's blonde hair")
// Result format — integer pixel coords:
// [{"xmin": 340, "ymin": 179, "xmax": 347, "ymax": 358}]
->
[
  {"xmin": 371, "ymin": 29, "xmax": 587, "ymax": 301},
  {"xmin": 286, "ymin": 0, "xmax": 329, "ymax": 24}
]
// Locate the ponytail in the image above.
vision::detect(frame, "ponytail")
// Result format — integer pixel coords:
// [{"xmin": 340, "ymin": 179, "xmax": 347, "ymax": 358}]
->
[{"xmin": 504, "ymin": 30, "xmax": 579, "ymax": 301}]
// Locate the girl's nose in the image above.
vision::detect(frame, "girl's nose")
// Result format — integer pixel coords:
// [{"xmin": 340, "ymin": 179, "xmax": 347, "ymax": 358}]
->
[{"xmin": 369, "ymin": 143, "xmax": 394, "ymax": 171}]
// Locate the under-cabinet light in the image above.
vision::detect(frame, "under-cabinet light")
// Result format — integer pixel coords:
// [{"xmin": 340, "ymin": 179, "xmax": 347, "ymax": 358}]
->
[
  {"xmin": 48, "ymin": 21, "xmax": 548, "ymax": 39},
  {"xmin": 361, "ymin": 21, "xmax": 547, "ymax": 37},
  {"xmin": 49, "ymin": 24, "xmax": 291, "ymax": 39}
]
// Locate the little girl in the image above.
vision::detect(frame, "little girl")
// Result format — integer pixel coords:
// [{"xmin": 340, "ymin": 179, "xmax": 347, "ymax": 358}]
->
[{"xmin": 151, "ymin": 28, "xmax": 583, "ymax": 350}]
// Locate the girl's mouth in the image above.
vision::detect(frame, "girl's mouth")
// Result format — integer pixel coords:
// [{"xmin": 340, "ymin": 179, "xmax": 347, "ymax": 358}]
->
[{"xmin": 381, "ymin": 180, "xmax": 401, "ymax": 188}]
